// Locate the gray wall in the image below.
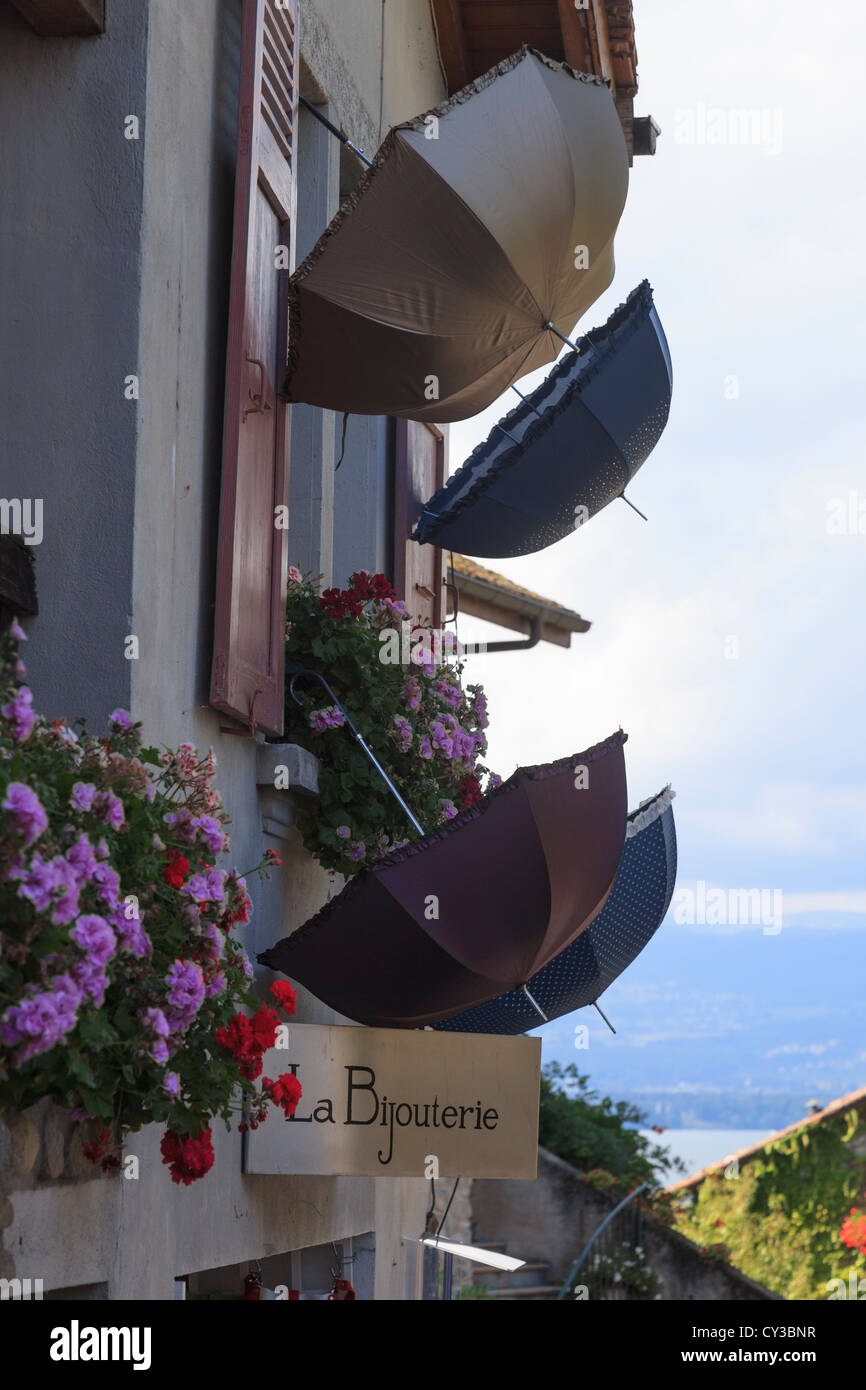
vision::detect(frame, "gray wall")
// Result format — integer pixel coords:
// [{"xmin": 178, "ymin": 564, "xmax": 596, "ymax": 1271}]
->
[
  {"xmin": 0, "ymin": 0, "xmax": 149, "ymax": 726},
  {"xmin": 471, "ymin": 1147, "xmax": 783, "ymax": 1301}
]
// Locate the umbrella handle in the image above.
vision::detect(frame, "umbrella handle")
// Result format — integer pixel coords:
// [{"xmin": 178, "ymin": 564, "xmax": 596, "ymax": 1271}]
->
[{"xmin": 289, "ymin": 669, "xmax": 425, "ymax": 837}]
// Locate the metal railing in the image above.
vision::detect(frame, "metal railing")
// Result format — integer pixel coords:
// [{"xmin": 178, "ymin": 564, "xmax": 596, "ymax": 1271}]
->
[{"xmin": 557, "ymin": 1182, "xmax": 649, "ymax": 1301}]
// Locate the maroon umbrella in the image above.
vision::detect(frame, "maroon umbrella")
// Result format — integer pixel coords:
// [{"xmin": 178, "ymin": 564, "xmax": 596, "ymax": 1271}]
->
[{"xmin": 258, "ymin": 731, "xmax": 627, "ymax": 1028}]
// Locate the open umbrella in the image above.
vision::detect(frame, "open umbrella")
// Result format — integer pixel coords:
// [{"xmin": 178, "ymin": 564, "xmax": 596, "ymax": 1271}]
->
[
  {"xmin": 412, "ymin": 281, "xmax": 672, "ymax": 557},
  {"xmin": 433, "ymin": 786, "xmax": 676, "ymax": 1035},
  {"xmin": 282, "ymin": 46, "xmax": 629, "ymax": 423},
  {"xmin": 258, "ymin": 731, "xmax": 628, "ymax": 1028}
]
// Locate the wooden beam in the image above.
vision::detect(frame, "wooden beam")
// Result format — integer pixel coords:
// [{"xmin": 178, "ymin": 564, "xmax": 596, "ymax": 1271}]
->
[
  {"xmin": 556, "ymin": 0, "xmax": 590, "ymax": 72},
  {"xmin": 430, "ymin": 0, "xmax": 472, "ymax": 92},
  {"xmin": 9, "ymin": 0, "xmax": 104, "ymax": 36},
  {"xmin": 590, "ymin": 0, "xmax": 615, "ymax": 93}
]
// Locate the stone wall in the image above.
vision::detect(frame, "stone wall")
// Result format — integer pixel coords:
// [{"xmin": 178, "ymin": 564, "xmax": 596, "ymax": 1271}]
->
[{"xmin": 470, "ymin": 1147, "xmax": 782, "ymax": 1301}]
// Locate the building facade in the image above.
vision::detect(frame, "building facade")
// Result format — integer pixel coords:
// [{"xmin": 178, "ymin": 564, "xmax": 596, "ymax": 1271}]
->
[{"xmin": 0, "ymin": 0, "xmax": 651, "ymax": 1300}]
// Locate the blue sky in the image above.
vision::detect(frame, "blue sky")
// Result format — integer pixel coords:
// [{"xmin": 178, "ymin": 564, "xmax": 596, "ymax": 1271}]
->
[{"xmin": 447, "ymin": 1, "xmax": 866, "ymax": 1109}]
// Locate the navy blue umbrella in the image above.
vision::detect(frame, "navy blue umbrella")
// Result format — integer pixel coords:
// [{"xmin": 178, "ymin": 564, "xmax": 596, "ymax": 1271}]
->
[
  {"xmin": 433, "ymin": 786, "xmax": 676, "ymax": 1036},
  {"xmin": 412, "ymin": 281, "xmax": 672, "ymax": 558}
]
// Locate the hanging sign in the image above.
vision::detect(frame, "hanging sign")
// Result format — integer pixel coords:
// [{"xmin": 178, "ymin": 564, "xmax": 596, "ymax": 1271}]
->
[{"xmin": 243, "ymin": 1024, "xmax": 541, "ymax": 1179}]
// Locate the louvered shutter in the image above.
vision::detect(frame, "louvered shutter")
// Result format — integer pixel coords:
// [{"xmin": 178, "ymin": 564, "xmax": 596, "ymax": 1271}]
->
[
  {"xmin": 394, "ymin": 420, "xmax": 447, "ymax": 628},
  {"xmin": 211, "ymin": 0, "xmax": 299, "ymax": 735}
]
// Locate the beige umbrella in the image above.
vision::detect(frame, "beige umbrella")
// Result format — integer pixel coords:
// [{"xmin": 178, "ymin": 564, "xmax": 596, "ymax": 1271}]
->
[{"xmin": 283, "ymin": 47, "xmax": 629, "ymax": 424}]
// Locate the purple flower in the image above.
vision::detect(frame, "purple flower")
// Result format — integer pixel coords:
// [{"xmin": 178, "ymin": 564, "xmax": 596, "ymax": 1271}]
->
[
  {"xmin": 91, "ymin": 862, "xmax": 120, "ymax": 908},
  {"xmin": 181, "ymin": 869, "xmax": 226, "ymax": 903},
  {"xmin": 431, "ymin": 720, "xmax": 453, "ymax": 758},
  {"xmin": 309, "ymin": 705, "xmax": 345, "ymax": 732},
  {"xmin": 165, "ymin": 810, "xmax": 193, "ymax": 842},
  {"xmin": 349, "ymin": 842, "xmax": 365, "ymax": 861},
  {"xmin": 392, "ymin": 714, "xmax": 412, "ymax": 752},
  {"xmin": 119, "ymin": 918, "xmax": 150, "ymax": 957},
  {"xmin": 191, "ymin": 815, "xmax": 224, "ymax": 855},
  {"xmin": 96, "ymin": 791, "xmax": 125, "ymax": 831},
  {"xmin": 50, "ymin": 859, "xmax": 81, "ymax": 925},
  {"xmin": 144, "ymin": 1007, "xmax": 170, "ymax": 1038},
  {"xmin": 152, "ymin": 1039, "xmax": 169, "ymax": 1064},
  {"xmin": 336, "ymin": 825, "xmax": 351, "ymax": 840},
  {"xmin": 436, "ymin": 680, "xmax": 461, "ymax": 709},
  {"xmin": 71, "ymin": 958, "xmax": 109, "ymax": 1004},
  {"xmin": 71, "ymin": 914, "xmax": 117, "ymax": 966},
  {"xmin": 204, "ymin": 924, "xmax": 224, "ymax": 958},
  {"xmin": 205, "ymin": 972, "xmax": 226, "ymax": 998},
  {"xmin": 164, "ymin": 1072, "xmax": 179, "ymax": 1096},
  {"xmin": 419, "ymin": 737, "xmax": 433, "ymax": 760},
  {"xmin": 10, "ymin": 853, "xmax": 60, "ymax": 911},
  {"xmin": 438, "ymin": 799, "xmax": 459, "ymax": 821},
  {"xmin": 65, "ymin": 833, "xmax": 99, "ymax": 887},
  {"xmin": 488, "ymin": 773, "xmax": 502, "ymax": 790},
  {"xmin": 164, "ymin": 960, "xmax": 205, "ymax": 1032},
  {"xmin": 403, "ymin": 677, "xmax": 422, "ymax": 711},
  {"xmin": 2, "ymin": 686, "xmax": 35, "ymax": 742},
  {"xmin": 9, "ymin": 617, "xmax": 27, "ymax": 642},
  {"xmin": 0, "ymin": 979, "xmax": 81, "ymax": 1060},
  {"xmin": 108, "ymin": 708, "xmax": 131, "ymax": 731},
  {"xmin": 71, "ymin": 782, "xmax": 97, "ymax": 811},
  {"xmin": 3, "ymin": 783, "xmax": 47, "ymax": 845}
]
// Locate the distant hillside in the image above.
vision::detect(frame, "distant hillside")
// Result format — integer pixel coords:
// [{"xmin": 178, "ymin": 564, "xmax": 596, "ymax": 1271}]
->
[{"xmin": 538, "ymin": 923, "xmax": 866, "ymax": 1130}]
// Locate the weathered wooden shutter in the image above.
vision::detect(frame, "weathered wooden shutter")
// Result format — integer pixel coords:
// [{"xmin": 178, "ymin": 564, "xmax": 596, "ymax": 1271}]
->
[
  {"xmin": 394, "ymin": 421, "xmax": 447, "ymax": 628},
  {"xmin": 210, "ymin": 0, "xmax": 299, "ymax": 735}
]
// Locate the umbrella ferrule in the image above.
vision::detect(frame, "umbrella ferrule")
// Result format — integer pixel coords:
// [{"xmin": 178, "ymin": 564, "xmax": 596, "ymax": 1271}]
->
[{"xmin": 521, "ymin": 984, "xmax": 549, "ymax": 1022}]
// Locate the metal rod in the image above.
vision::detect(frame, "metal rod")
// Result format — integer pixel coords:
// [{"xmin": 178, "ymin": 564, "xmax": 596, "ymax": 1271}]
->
[
  {"xmin": 522, "ymin": 984, "xmax": 548, "ymax": 1022},
  {"xmin": 442, "ymin": 1251, "xmax": 453, "ymax": 1302},
  {"xmin": 544, "ymin": 320, "xmax": 582, "ymax": 354},
  {"xmin": 619, "ymin": 493, "xmax": 648, "ymax": 522},
  {"xmin": 556, "ymin": 1183, "xmax": 649, "ymax": 1299},
  {"xmin": 510, "ymin": 385, "xmax": 544, "ymax": 418},
  {"xmin": 593, "ymin": 1000, "xmax": 616, "ymax": 1034},
  {"xmin": 299, "ymin": 95, "xmax": 373, "ymax": 167},
  {"xmin": 289, "ymin": 669, "xmax": 424, "ymax": 835},
  {"xmin": 493, "ymin": 421, "xmax": 522, "ymax": 447}
]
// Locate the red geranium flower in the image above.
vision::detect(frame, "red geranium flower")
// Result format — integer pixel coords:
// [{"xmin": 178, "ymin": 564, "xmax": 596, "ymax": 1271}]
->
[
  {"xmin": 459, "ymin": 773, "xmax": 483, "ymax": 809},
  {"xmin": 270, "ymin": 981, "xmax": 298, "ymax": 1016},
  {"xmin": 163, "ymin": 849, "xmax": 190, "ymax": 889},
  {"xmin": 160, "ymin": 1127, "xmax": 215, "ymax": 1185},
  {"xmin": 262, "ymin": 1072, "xmax": 303, "ymax": 1118}
]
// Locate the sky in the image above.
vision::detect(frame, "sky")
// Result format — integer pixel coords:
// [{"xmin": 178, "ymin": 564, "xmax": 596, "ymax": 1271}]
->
[{"xmin": 446, "ymin": 1, "xmax": 866, "ymax": 1113}]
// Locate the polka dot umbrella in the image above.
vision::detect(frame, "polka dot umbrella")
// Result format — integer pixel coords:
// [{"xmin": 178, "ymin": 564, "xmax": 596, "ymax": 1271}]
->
[
  {"xmin": 412, "ymin": 282, "xmax": 672, "ymax": 558},
  {"xmin": 433, "ymin": 786, "xmax": 676, "ymax": 1036}
]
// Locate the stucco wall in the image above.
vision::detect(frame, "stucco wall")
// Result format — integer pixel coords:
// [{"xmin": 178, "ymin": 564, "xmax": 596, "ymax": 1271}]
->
[
  {"xmin": 1, "ymin": 0, "xmax": 448, "ymax": 1300},
  {"xmin": 0, "ymin": 0, "xmax": 148, "ymax": 725}
]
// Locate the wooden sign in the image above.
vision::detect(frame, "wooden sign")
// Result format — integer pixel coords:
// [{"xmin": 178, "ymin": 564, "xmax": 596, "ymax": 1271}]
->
[{"xmin": 243, "ymin": 1024, "xmax": 541, "ymax": 1179}]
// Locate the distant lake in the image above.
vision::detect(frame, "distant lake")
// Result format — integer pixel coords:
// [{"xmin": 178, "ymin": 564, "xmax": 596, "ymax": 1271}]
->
[{"xmin": 641, "ymin": 1128, "xmax": 775, "ymax": 1180}]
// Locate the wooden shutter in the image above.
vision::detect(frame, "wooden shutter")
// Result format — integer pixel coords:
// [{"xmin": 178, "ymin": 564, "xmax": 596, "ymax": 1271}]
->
[
  {"xmin": 210, "ymin": 0, "xmax": 299, "ymax": 736},
  {"xmin": 394, "ymin": 421, "xmax": 447, "ymax": 628}
]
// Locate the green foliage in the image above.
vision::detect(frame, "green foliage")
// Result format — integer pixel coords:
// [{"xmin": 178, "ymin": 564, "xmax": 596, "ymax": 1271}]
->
[
  {"xmin": 538, "ymin": 1061, "xmax": 685, "ymax": 1188},
  {"xmin": 672, "ymin": 1108, "xmax": 866, "ymax": 1299},
  {"xmin": 283, "ymin": 569, "xmax": 495, "ymax": 876}
]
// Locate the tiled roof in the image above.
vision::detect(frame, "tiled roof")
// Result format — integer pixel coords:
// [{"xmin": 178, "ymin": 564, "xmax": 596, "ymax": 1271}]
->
[
  {"xmin": 666, "ymin": 1084, "xmax": 866, "ymax": 1193},
  {"xmin": 448, "ymin": 554, "xmax": 590, "ymax": 632}
]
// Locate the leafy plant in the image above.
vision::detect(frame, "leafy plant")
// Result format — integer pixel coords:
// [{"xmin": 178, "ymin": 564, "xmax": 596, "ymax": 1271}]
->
[
  {"xmin": 0, "ymin": 621, "xmax": 300, "ymax": 1183},
  {"xmin": 539, "ymin": 1061, "xmax": 685, "ymax": 1188},
  {"xmin": 282, "ymin": 568, "xmax": 496, "ymax": 876},
  {"xmin": 672, "ymin": 1107, "xmax": 866, "ymax": 1298}
]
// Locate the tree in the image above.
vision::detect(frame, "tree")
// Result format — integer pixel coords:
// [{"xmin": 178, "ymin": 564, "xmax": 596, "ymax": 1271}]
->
[{"xmin": 538, "ymin": 1062, "xmax": 684, "ymax": 1187}]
